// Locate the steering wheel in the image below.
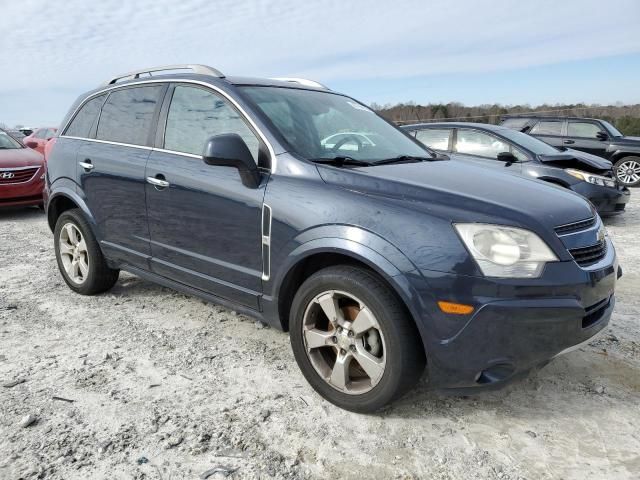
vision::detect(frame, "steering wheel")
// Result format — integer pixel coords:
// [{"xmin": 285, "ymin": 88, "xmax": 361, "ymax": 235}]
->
[{"xmin": 330, "ymin": 134, "xmax": 364, "ymax": 153}]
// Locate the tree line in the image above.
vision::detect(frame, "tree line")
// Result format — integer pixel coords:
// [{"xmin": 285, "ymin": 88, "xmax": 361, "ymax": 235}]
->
[{"xmin": 372, "ymin": 102, "xmax": 640, "ymax": 136}]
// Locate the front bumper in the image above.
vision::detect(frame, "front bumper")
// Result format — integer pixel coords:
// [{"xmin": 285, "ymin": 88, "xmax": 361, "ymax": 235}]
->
[
  {"xmin": 571, "ymin": 182, "xmax": 630, "ymax": 216},
  {"xmin": 417, "ymin": 239, "xmax": 618, "ymax": 391},
  {"xmin": 0, "ymin": 167, "xmax": 44, "ymax": 207}
]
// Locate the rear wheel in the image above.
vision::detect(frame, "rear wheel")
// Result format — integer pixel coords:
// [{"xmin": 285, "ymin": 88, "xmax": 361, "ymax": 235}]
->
[
  {"xmin": 614, "ymin": 156, "xmax": 640, "ymax": 187},
  {"xmin": 54, "ymin": 209, "xmax": 119, "ymax": 295},
  {"xmin": 289, "ymin": 265, "xmax": 425, "ymax": 413}
]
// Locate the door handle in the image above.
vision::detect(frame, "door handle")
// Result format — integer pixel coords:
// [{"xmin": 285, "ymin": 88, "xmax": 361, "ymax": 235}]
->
[
  {"xmin": 146, "ymin": 175, "xmax": 170, "ymax": 189},
  {"xmin": 78, "ymin": 159, "xmax": 94, "ymax": 170},
  {"xmin": 563, "ymin": 140, "xmax": 575, "ymax": 145}
]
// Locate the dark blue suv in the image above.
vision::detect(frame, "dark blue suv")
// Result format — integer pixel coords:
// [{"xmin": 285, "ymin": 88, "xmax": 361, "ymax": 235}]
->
[{"xmin": 45, "ymin": 65, "xmax": 619, "ymax": 412}]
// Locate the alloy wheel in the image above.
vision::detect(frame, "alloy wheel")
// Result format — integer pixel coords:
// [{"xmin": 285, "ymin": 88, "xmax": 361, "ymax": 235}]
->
[
  {"xmin": 59, "ymin": 223, "xmax": 89, "ymax": 284},
  {"xmin": 617, "ymin": 159, "xmax": 640, "ymax": 185},
  {"xmin": 302, "ymin": 290, "xmax": 386, "ymax": 394}
]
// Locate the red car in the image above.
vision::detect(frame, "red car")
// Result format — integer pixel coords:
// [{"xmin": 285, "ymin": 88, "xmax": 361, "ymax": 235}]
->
[
  {"xmin": 22, "ymin": 127, "xmax": 57, "ymax": 155},
  {"xmin": 0, "ymin": 129, "xmax": 45, "ymax": 208}
]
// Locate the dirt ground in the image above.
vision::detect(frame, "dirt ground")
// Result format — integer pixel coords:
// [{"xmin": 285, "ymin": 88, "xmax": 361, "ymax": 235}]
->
[{"xmin": 1, "ymin": 195, "xmax": 639, "ymax": 480}]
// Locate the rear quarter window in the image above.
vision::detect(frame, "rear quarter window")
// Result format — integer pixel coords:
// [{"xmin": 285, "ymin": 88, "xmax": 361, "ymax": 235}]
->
[{"xmin": 64, "ymin": 94, "xmax": 107, "ymax": 138}]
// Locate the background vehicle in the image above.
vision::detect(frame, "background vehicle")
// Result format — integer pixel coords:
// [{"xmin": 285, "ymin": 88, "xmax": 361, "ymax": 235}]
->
[
  {"xmin": 0, "ymin": 129, "xmax": 45, "ymax": 208},
  {"xmin": 22, "ymin": 127, "xmax": 57, "ymax": 155},
  {"xmin": 18, "ymin": 127, "xmax": 34, "ymax": 136},
  {"xmin": 403, "ymin": 122, "xmax": 630, "ymax": 216},
  {"xmin": 501, "ymin": 116, "xmax": 640, "ymax": 187},
  {"xmin": 46, "ymin": 65, "xmax": 618, "ymax": 412}
]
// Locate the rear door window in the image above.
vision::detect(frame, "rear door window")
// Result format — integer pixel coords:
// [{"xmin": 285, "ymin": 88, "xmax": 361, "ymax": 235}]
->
[
  {"xmin": 529, "ymin": 121, "xmax": 563, "ymax": 136},
  {"xmin": 64, "ymin": 94, "xmax": 107, "ymax": 138},
  {"xmin": 415, "ymin": 128, "xmax": 451, "ymax": 151},
  {"xmin": 163, "ymin": 85, "xmax": 260, "ymax": 161},
  {"xmin": 567, "ymin": 122, "xmax": 601, "ymax": 138},
  {"xmin": 96, "ymin": 86, "xmax": 164, "ymax": 146}
]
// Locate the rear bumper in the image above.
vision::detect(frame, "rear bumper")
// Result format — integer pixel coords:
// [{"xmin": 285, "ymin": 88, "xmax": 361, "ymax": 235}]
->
[
  {"xmin": 0, "ymin": 168, "xmax": 44, "ymax": 207},
  {"xmin": 572, "ymin": 182, "xmax": 630, "ymax": 216},
  {"xmin": 417, "ymin": 240, "xmax": 618, "ymax": 391}
]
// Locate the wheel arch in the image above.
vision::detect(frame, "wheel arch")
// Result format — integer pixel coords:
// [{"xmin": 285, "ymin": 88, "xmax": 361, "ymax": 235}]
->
[
  {"xmin": 47, "ymin": 186, "xmax": 96, "ymax": 233},
  {"xmin": 268, "ymin": 237, "xmax": 430, "ymax": 357}
]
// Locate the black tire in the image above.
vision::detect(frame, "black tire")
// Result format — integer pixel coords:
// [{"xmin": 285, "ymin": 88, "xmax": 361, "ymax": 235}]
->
[
  {"xmin": 54, "ymin": 208, "xmax": 119, "ymax": 295},
  {"xmin": 289, "ymin": 265, "xmax": 425, "ymax": 413},
  {"xmin": 613, "ymin": 156, "xmax": 640, "ymax": 187}
]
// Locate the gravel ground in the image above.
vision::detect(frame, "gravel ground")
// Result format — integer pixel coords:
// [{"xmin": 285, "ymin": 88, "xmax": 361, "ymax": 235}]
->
[{"xmin": 1, "ymin": 196, "xmax": 639, "ymax": 480}]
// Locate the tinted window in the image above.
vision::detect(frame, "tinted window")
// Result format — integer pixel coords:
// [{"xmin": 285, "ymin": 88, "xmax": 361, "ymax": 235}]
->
[
  {"xmin": 567, "ymin": 122, "xmax": 601, "ymax": 138},
  {"xmin": 501, "ymin": 118, "xmax": 530, "ymax": 130},
  {"xmin": 530, "ymin": 121, "xmax": 563, "ymax": 136},
  {"xmin": 415, "ymin": 128, "xmax": 451, "ymax": 150},
  {"xmin": 96, "ymin": 86, "xmax": 163, "ymax": 146},
  {"xmin": 456, "ymin": 129, "xmax": 511, "ymax": 159},
  {"xmin": 164, "ymin": 85, "xmax": 260, "ymax": 160},
  {"xmin": 65, "ymin": 94, "xmax": 106, "ymax": 138},
  {"xmin": 498, "ymin": 128, "xmax": 559, "ymax": 155}
]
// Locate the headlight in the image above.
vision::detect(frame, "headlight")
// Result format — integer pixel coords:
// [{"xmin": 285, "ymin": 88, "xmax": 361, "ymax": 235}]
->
[
  {"xmin": 454, "ymin": 224, "xmax": 558, "ymax": 278},
  {"xmin": 565, "ymin": 168, "xmax": 616, "ymax": 188}
]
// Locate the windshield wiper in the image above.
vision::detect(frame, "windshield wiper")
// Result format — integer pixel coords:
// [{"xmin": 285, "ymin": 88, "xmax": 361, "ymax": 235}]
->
[
  {"xmin": 372, "ymin": 155, "xmax": 433, "ymax": 166},
  {"xmin": 310, "ymin": 156, "xmax": 372, "ymax": 167}
]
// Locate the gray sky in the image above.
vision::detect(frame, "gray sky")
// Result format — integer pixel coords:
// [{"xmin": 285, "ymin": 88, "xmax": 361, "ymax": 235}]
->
[{"xmin": 2, "ymin": 0, "xmax": 640, "ymax": 126}]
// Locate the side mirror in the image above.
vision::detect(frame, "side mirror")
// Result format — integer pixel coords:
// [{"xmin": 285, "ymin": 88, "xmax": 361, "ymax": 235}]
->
[
  {"xmin": 497, "ymin": 152, "xmax": 518, "ymax": 165},
  {"xmin": 202, "ymin": 134, "xmax": 260, "ymax": 188},
  {"xmin": 596, "ymin": 131, "xmax": 609, "ymax": 141},
  {"xmin": 26, "ymin": 141, "xmax": 38, "ymax": 149}
]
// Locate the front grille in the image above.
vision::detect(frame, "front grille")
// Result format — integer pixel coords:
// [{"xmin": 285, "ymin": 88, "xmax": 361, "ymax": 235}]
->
[
  {"xmin": 0, "ymin": 167, "xmax": 39, "ymax": 184},
  {"xmin": 554, "ymin": 216, "xmax": 596, "ymax": 235},
  {"xmin": 569, "ymin": 240, "xmax": 607, "ymax": 266}
]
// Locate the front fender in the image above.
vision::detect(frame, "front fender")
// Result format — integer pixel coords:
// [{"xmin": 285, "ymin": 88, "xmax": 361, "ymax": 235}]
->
[{"xmin": 265, "ymin": 225, "xmax": 436, "ymax": 351}]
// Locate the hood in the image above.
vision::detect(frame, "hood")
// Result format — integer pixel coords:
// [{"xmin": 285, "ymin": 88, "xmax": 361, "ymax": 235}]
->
[
  {"xmin": 609, "ymin": 135, "xmax": 640, "ymax": 147},
  {"xmin": 0, "ymin": 147, "xmax": 44, "ymax": 168},
  {"xmin": 538, "ymin": 149, "xmax": 612, "ymax": 173},
  {"xmin": 318, "ymin": 155, "xmax": 594, "ymax": 230}
]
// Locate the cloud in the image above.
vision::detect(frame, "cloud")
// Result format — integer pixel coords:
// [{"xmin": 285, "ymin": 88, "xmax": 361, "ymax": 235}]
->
[
  {"xmin": 2, "ymin": 0, "xmax": 640, "ymax": 89},
  {"xmin": 1, "ymin": 0, "xmax": 639, "ymax": 123}
]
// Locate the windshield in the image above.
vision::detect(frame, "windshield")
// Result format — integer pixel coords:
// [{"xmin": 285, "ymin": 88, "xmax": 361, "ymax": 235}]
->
[
  {"xmin": 0, "ymin": 131, "xmax": 23, "ymax": 149},
  {"xmin": 601, "ymin": 120, "xmax": 623, "ymax": 137},
  {"xmin": 497, "ymin": 127, "xmax": 559, "ymax": 155},
  {"xmin": 240, "ymin": 86, "xmax": 431, "ymax": 163}
]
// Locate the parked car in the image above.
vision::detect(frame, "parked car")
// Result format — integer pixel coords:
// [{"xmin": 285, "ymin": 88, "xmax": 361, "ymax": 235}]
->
[
  {"xmin": 22, "ymin": 127, "xmax": 57, "ymax": 155},
  {"xmin": 403, "ymin": 122, "xmax": 630, "ymax": 216},
  {"xmin": 0, "ymin": 129, "xmax": 45, "ymax": 208},
  {"xmin": 501, "ymin": 116, "xmax": 640, "ymax": 187},
  {"xmin": 6, "ymin": 129, "xmax": 26, "ymax": 142},
  {"xmin": 18, "ymin": 127, "xmax": 34, "ymax": 137},
  {"xmin": 46, "ymin": 64, "xmax": 619, "ymax": 412}
]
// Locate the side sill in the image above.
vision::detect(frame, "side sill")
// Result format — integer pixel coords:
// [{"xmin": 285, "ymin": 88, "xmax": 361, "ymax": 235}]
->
[{"xmin": 122, "ymin": 264, "xmax": 271, "ymax": 325}]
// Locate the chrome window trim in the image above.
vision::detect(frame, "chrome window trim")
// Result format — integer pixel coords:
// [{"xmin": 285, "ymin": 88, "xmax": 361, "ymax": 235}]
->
[
  {"xmin": 58, "ymin": 78, "xmax": 277, "ymax": 172},
  {"xmin": 62, "ymin": 136, "xmax": 153, "ymax": 151}
]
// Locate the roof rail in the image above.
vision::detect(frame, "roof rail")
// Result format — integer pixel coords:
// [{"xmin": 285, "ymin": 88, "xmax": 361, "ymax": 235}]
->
[
  {"xmin": 102, "ymin": 64, "xmax": 225, "ymax": 86},
  {"xmin": 270, "ymin": 77, "xmax": 329, "ymax": 89}
]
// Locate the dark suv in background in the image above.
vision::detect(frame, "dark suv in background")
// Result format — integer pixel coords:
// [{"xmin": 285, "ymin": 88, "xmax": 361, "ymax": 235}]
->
[
  {"xmin": 501, "ymin": 116, "xmax": 640, "ymax": 187},
  {"xmin": 403, "ymin": 122, "xmax": 629, "ymax": 216},
  {"xmin": 46, "ymin": 65, "xmax": 619, "ymax": 412}
]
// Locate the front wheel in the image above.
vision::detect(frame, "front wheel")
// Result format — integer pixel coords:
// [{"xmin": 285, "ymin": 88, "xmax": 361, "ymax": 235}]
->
[
  {"xmin": 54, "ymin": 208, "xmax": 119, "ymax": 295},
  {"xmin": 614, "ymin": 156, "xmax": 640, "ymax": 187},
  {"xmin": 289, "ymin": 266, "xmax": 425, "ymax": 413}
]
